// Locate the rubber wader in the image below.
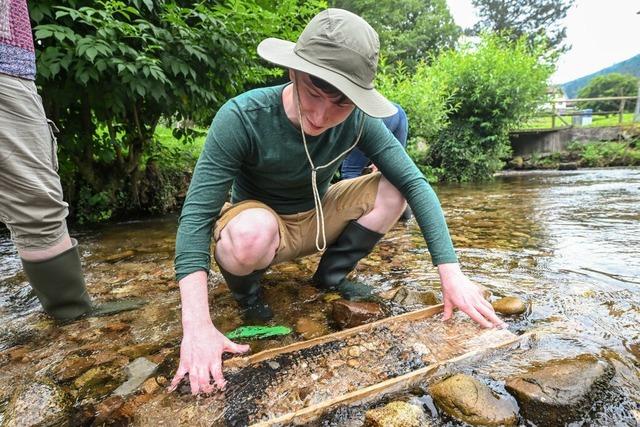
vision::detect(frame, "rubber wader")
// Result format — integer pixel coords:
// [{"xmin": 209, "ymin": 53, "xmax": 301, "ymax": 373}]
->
[
  {"xmin": 21, "ymin": 239, "xmax": 144, "ymax": 321},
  {"xmin": 313, "ymin": 220, "xmax": 383, "ymax": 300},
  {"xmin": 216, "ymin": 261, "xmax": 274, "ymax": 324}
]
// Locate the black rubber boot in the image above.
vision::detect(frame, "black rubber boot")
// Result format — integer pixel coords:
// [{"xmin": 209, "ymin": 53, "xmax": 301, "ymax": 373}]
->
[
  {"xmin": 312, "ymin": 220, "xmax": 383, "ymax": 300},
  {"xmin": 21, "ymin": 240, "xmax": 145, "ymax": 322},
  {"xmin": 400, "ymin": 205, "xmax": 413, "ymax": 221},
  {"xmin": 21, "ymin": 241, "xmax": 93, "ymax": 321},
  {"xmin": 217, "ymin": 263, "xmax": 273, "ymax": 324}
]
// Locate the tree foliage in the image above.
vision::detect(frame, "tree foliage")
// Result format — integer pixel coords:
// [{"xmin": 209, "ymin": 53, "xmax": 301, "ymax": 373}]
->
[
  {"xmin": 577, "ymin": 73, "xmax": 639, "ymax": 113},
  {"xmin": 30, "ymin": 0, "xmax": 324, "ymax": 222},
  {"xmin": 329, "ymin": 0, "xmax": 460, "ymax": 69},
  {"xmin": 471, "ymin": 0, "xmax": 573, "ymax": 53},
  {"xmin": 427, "ymin": 35, "xmax": 553, "ymax": 182}
]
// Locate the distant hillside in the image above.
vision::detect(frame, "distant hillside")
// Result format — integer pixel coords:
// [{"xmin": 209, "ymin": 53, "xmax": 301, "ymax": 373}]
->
[{"xmin": 562, "ymin": 53, "xmax": 640, "ymax": 98}]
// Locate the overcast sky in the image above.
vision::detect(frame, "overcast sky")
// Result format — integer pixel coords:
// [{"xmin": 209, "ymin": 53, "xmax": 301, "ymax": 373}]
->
[{"xmin": 445, "ymin": 0, "xmax": 640, "ymax": 84}]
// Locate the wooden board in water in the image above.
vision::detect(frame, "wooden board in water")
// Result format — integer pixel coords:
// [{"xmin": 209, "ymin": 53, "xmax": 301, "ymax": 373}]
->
[{"xmin": 217, "ymin": 304, "xmax": 523, "ymax": 426}]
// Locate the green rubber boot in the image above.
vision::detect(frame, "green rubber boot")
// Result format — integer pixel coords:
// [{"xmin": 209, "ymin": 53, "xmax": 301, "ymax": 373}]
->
[
  {"xmin": 217, "ymin": 263, "xmax": 273, "ymax": 324},
  {"xmin": 21, "ymin": 240, "xmax": 93, "ymax": 321},
  {"xmin": 312, "ymin": 220, "xmax": 383, "ymax": 300},
  {"xmin": 21, "ymin": 240, "xmax": 145, "ymax": 321}
]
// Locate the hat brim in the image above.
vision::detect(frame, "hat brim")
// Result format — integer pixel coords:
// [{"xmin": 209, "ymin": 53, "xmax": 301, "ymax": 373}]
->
[{"xmin": 258, "ymin": 38, "xmax": 397, "ymax": 118}]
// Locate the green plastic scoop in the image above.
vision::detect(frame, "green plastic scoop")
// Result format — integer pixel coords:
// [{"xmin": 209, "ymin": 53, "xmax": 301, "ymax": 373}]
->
[{"xmin": 224, "ymin": 325, "xmax": 292, "ymax": 341}]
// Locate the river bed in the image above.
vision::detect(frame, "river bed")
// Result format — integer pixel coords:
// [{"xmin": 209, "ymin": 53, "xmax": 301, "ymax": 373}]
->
[{"xmin": 0, "ymin": 168, "xmax": 638, "ymax": 425}]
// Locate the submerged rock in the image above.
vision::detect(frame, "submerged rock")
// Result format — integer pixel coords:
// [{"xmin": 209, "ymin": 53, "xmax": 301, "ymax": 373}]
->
[
  {"xmin": 112, "ymin": 357, "xmax": 158, "ymax": 397},
  {"xmin": 392, "ymin": 287, "xmax": 439, "ymax": 307},
  {"xmin": 429, "ymin": 374, "xmax": 518, "ymax": 426},
  {"xmin": 364, "ymin": 401, "xmax": 429, "ymax": 427},
  {"xmin": 559, "ymin": 162, "xmax": 578, "ymax": 170},
  {"xmin": 492, "ymin": 296, "xmax": 526, "ymax": 315},
  {"xmin": 2, "ymin": 378, "xmax": 72, "ymax": 427},
  {"xmin": 505, "ymin": 354, "xmax": 614, "ymax": 426},
  {"xmin": 73, "ymin": 365, "xmax": 126, "ymax": 397},
  {"xmin": 295, "ymin": 317, "xmax": 327, "ymax": 340},
  {"xmin": 331, "ymin": 300, "xmax": 384, "ymax": 329}
]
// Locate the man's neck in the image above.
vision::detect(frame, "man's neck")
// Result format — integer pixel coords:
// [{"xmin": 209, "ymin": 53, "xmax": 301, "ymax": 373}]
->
[{"xmin": 282, "ymin": 84, "xmax": 301, "ymax": 129}]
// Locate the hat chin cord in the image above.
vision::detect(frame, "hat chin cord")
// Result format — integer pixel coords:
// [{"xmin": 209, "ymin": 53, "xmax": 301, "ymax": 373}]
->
[{"xmin": 293, "ymin": 73, "xmax": 365, "ymax": 252}]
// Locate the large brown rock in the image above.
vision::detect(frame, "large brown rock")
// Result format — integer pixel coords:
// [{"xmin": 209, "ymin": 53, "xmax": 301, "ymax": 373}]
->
[
  {"xmin": 505, "ymin": 354, "xmax": 614, "ymax": 426},
  {"xmin": 331, "ymin": 300, "xmax": 384, "ymax": 329},
  {"xmin": 492, "ymin": 296, "xmax": 526, "ymax": 315},
  {"xmin": 295, "ymin": 317, "xmax": 328, "ymax": 340},
  {"xmin": 364, "ymin": 401, "xmax": 429, "ymax": 427},
  {"xmin": 392, "ymin": 287, "xmax": 439, "ymax": 307},
  {"xmin": 2, "ymin": 378, "xmax": 72, "ymax": 427},
  {"xmin": 429, "ymin": 374, "xmax": 518, "ymax": 426}
]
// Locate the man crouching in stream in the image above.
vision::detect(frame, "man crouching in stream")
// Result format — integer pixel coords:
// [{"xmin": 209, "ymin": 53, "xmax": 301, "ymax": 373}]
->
[{"xmin": 170, "ymin": 8, "xmax": 505, "ymax": 395}]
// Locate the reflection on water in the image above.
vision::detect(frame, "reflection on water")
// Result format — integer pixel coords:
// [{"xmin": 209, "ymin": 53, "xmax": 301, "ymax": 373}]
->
[{"xmin": 0, "ymin": 168, "xmax": 639, "ymax": 425}]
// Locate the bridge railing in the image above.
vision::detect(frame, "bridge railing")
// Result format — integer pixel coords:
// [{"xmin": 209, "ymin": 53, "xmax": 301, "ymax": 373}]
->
[{"xmin": 527, "ymin": 95, "xmax": 639, "ymax": 130}]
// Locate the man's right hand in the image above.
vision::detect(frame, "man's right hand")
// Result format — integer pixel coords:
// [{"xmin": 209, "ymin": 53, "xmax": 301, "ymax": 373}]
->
[
  {"xmin": 169, "ymin": 321, "xmax": 249, "ymax": 394},
  {"xmin": 170, "ymin": 271, "xmax": 250, "ymax": 394}
]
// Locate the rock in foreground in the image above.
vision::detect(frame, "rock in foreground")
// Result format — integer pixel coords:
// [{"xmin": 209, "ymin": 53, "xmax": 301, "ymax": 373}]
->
[
  {"xmin": 364, "ymin": 401, "xmax": 429, "ymax": 427},
  {"xmin": 492, "ymin": 296, "xmax": 526, "ymax": 315},
  {"xmin": 429, "ymin": 373, "xmax": 518, "ymax": 426},
  {"xmin": 505, "ymin": 354, "xmax": 614, "ymax": 426},
  {"xmin": 331, "ymin": 300, "xmax": 384, "ymax": 329},
  {"xmin": 2, "ymin": 378, "xmax": 72, "ymax": 427}
]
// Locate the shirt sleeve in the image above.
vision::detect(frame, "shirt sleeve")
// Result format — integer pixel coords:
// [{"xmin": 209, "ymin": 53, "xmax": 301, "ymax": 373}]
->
[
  {"xmin": 358, "ymin": 116, "xmax": 458, "ymax": 266},
  {"xmin": 174, "ymin": 101, "xmax": 250, "ymax": 281}
]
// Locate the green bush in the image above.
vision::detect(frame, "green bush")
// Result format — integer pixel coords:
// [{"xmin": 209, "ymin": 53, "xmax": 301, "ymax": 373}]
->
[
  {"xmin": 427, "ymin": 35, "xmax": 553, "ymax": 181},
  {"xmin": 31, "ymin": 0, "xmax": 324, "ymax": 222},
  {"xmin": 569, "ymin": 141, "xmax": 640, "ymax": 167}
]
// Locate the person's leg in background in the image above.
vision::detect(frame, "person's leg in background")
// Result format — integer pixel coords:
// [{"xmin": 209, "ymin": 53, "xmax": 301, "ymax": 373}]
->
[
  {"xmin": 340, "ymin": 147, "xmax": 371, "ymax": 180},
  {"xmin": 0, "ymin": 73, "xmax": 93, "ymax": 321}
]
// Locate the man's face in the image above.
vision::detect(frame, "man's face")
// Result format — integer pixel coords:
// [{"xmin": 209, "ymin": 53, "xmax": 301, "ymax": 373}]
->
[{"xmin": 291, "ymin": 71, "xmax": 356, "ymax": 136}]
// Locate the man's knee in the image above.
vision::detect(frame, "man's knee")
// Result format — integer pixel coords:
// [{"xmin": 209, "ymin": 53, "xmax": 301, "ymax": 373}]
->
[{"xmin": 218, "ymin": 209, "xmax": 279, "ymax": 267}]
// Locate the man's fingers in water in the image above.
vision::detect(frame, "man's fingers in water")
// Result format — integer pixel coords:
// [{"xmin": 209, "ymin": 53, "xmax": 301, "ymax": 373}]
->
[
  {"xmin": 477, "ymin": 302, "xmax": 506, "ymax": 327},
  {"xmin": 196, "ymin": 366, "xmax": 212, "ymax": 395},
  {"xmin": 463, "ymin": 305, "xmax": 494, "ymax": 328},
  {"xmin": 442, "ymin": 299, "xmax": 454, "ymax": 320},
  {"xmin": 169, "ymin": 364, "xmax": 188, "ymax": 391},
  {"xmin": 211, "ymin": 358, "xmax": 226, "ymax": 390}
]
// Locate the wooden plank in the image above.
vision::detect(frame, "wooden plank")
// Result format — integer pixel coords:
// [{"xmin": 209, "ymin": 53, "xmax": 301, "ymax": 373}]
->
[
  {"xmin": 250, "ymin": 329, "xmax": 527, "ymax": 427},
  {"xmin": 225, "ymin": 304, "xmax": 444, "ymax": 369}
]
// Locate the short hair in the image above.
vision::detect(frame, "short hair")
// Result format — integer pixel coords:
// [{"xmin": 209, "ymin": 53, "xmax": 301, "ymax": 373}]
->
[{"xmin": 309, "ymin": 74, "xmax": 351, "ymax": 105}]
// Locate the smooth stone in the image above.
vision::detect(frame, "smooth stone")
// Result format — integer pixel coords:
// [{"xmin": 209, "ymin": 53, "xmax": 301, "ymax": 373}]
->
[
  {"xmin": 392, "ymin": 287, "xmax": 439, "ymax": 307},
  {"xmin": 331, "ymin": 300, "xmax": 384, "ymax": 329},
  {"xmin": 112, "ymin": 357, "xmax": 158, "ymax": 397},
  {"xmin": 118, "ymin": 342, "xmax": 163, "ymax": 359},
  {"xmin": 73, "ymin": 365, "xmax": 126, "ymax": 397},
  {"xmin": 559, "ymin": 162, "xmax": 578, "ymax": 170},
  {"xmin": 50, "ymin": 355, "xmax": 95, "ymax": 382},
  {"xmin": 295, "ymin": 317, "xmax": 327, "ymax": 340},
  {"xmin": 364, "ymin": 401, "xmax": 430, "ymax": 427},
  {"xmin": 505, "ymin": 354, "xmax": 614, "ymax": 426},
  {"xmin": 429, "ymin": 373, "xmax": 518, "ymax": 426},
  {"xmin": 492, "ymin": 296, "xmax": 526, "ymax": 315},
  {"xmin": 2, "ymin": 378, "xmax": 72, "ymax": 427}
]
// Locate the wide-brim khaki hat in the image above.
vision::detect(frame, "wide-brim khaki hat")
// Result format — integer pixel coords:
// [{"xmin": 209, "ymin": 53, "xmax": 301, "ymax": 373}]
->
[{"xmin": 257, "ymin": 8, "xmax": 397, "ymax": 118}]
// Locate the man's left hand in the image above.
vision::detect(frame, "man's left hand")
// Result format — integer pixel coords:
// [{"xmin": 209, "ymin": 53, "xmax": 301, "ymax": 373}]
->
[{"xmin": 437, "ymin": 263, "xmax": 505, "ymax": 329}]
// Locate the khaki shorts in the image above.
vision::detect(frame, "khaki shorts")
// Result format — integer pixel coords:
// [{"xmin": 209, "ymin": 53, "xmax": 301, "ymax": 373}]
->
[
  {"xmin": 213, "ymin": 172, "xmax": 381, "ymax": 264},
  {"xmin": 0, "ymin": 73, "xmax": 69, "ymax": 250}
]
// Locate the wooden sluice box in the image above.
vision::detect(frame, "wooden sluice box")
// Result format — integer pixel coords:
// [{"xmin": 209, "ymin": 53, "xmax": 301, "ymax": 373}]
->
[{"xmin": 192, "ymin": 304, "xmax": 525, "ymax": 427}]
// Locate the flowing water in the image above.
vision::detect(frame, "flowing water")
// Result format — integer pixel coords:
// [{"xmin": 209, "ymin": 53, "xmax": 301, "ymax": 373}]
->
[{"xmin": 0, "ymin": 168, "xmax": 639, "ymax": 425}]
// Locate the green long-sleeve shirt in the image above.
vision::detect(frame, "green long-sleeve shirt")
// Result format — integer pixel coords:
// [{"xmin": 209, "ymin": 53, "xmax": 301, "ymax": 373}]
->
[{"xmin": 174, "ymin": 84, "xmax": 457, "ymax": 280}]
